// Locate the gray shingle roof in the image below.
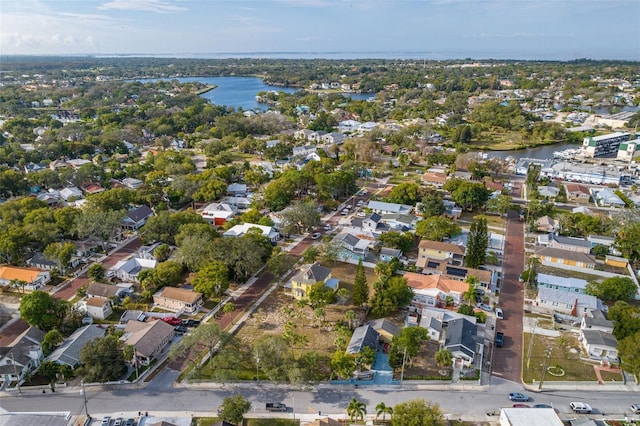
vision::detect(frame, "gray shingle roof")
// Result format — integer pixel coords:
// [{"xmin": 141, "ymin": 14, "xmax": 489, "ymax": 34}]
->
[
  {"xmin": 346, "ymin": 325, "xmax": 379, "ymax": 354},
  {"xmin": 582, "ymin": 329, "xmax": 618, "ymax": 348},
  {"xmin": 47, "ymin": 325, "xmax": 105, "ymax": 368},
  {"xmin": 535, "ymin": 247, "xmax": 597, "ymax": 265},
  {"xmin": 444, "ymin": 318, "xmax": 477, "ymax": 358}
]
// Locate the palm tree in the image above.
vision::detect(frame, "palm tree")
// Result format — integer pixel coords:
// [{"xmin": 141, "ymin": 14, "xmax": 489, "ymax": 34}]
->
[
  {"xmin": 347, "ymin": 397, "xmax": 367, "ymax": 423},
  {"xmin": 345, "ymin": 310, "xmax": 356, "ymax": 329},
  {"xmin": 375, "ymin": 402, "xmax": 393, "ymax": 422},
  {"xmin": 462, "ymin": 277, "xmax": 478, "ymax": 306},
  {"xmin": 435, "ymin": 349, "xmax": 453, "ymax": 368}
]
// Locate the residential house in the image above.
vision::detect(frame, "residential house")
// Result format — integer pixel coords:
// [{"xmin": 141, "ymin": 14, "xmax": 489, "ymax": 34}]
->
[
  {"xmin": 201, "ymin": 202, "xmax": 237, "ymax": 225},
  {"xmin": 416, "ymin": 240, "xmax": 465, "ymax": 269},
  {"xmin": 535, "ymin": 247, "xmax": 597, "ymax": 269},
  {"xmin": 380, "ymin": 213, "xmax": 417, "ymax": 231},
  {"xmin": 24, "ymin": 162, "xmax": 47, "ymax": 174},
  {"xmin": 137, "ymin": 242, "xmax": 166, "ymax": 261},
  {"xmin": 346, "ymin": 325, "xmax": 379, "ymax": 354},
  {"xmin": 153, "ymin": 287, "xmax": 203, "ymax": 315},
  {"xmin": 227, "ymin": 183, "xmax": 247, "ymax": 196},
  {"xmin": 443, "ymin": 200, "xmax": 463, "ymax": 220},
  {"xmin": 565, "ymin": 183, "xmax": 591, "ymax": 202},
  {"xmin": 444, "ymin": 317, "xmax": 480, "ymax": 367},
  {"xmin": 547, "ymin": 234, "xmax": 592, "ymax": 254},
  {"xmin": 82, "ymin": 298, "xmax": 113, "ymax": 320},
  {"xmin": 121, "ymin": 320, "xmax": 174, "ymax": 366},
  {"xmin": 219, "ymin": 196, "xmax": 253, "ymax": 210},
  {"xmin": 580, "ymin": 310, "xmax": 614, "ymax": 334},
  {"xmin": 27, "ymin": 252, "xmax": 60, "ymax": 271},
  {"xmin": 294, "ymin": 129, "xmax": 314, "ymax": 140},
  {"xmin": 379, "ymin": 247, "xmax": 402, "ymax": 263},
  {"xmin": 59, "ymin": 187, "xmax": 83, "ymax": 202},
  {"xmin": 0, "ymin": 266, "xmax": 51, "ymax": 291},
  {"xmin": 308, "ymin": 130, "xmax": 327, "ymax": 142},
  {"xmin": 433, "ymin": 263, "xmax": 493, "ymax": 292},
  {"xmin": 536, "ymin": 216, "xmax": 558, "ymax": 233},
  {"xmin": 82, "ymin": 183, "xmax": 106, "ymax": 195},
  {"xmin": 537, "ymin": 273, "xmax": 588, "ymax": 294},
  {"xmin": 367, "ymin": 201, "xmax": 412, "ymax": 215},
  {"xmin": 0, "ymin": 327, "xmax": 45, "ymax": 386},
  {"xmin": 223, "ymin": 223, "xmax": 280, "ymax": 243},
  {"xmin": 121, "ymin": 205, "xmax": 154, "ymax": 231},
  {"xmin": 338, "ymin": 120, "xmax": 361, "ymax": 133},
  {"xmin": 292, "ymin": 145, "xmax": 317, "ymax": 158},
  {"xmin": 421, "ymin": 171, "xmax": 448, "ymax": 188},
  {"xmin": 580, "ymin": 329, "xmax": 618, "ymax": 361},
  {"xmin": 335, "ymin": 232, "xmax": 370, "ymax": 262},
  {"xmin": 36, "ymin": 193, "xmax": 59, "ymax": 207},
  {"xmin": 122, "ymin": 177, "xmax": 144, "ymax": 190},
  {"xmin": 109, "ymin": 257, "xmax": 157, "ymax": 282},
  {"xmin": 321, "ymin": 132, "xmax": 346, "ymax": 145},
  {"xmin": 536, "ymin": 287, "xmax": 606, "ymax": 316},
  {"xmin": 416, "ymin": 307, "xmax": 476, "ymax": 339},
  {"xmin": 66, "ymin": 158, "xmax": 91, "ymax": 169},
  {"xmin": 358, "ymin": 122, "xmax": 377, "ymax": 133},
  {"xmin": 46, "ymin": 325, "xmax": 105, "ymax": 369},
  {"xmin": 362, "ymin": 213, "xmax": 383, "ymax": 232},
  {"xmin": 588, "ymin": 235, "xmax": 621, "ymax": 256},
  {"xmin": 86, "ymin": 282, "xmax": 125, "ymax": 299},
  {"xmin": 366, "ymin": 319, "xmax": 400, "ymax": 343},
  {"xmin": 286, "ymin": 262, "xmax": 332, "ymax": 300},
  {"xmin": 572, "ymin": 206, "xmax": 593, "ymax": 215},
  {"xmin": 49, "ymin": 160, "xmax": 69, "ymax": 171},
  {"xmin": 537, "ymin": 186, "xmax": 560, "ymax": 199},
  {"xmin": 592, "ymin": 188, "xmax": 626, "ymax": 208},
  {"xmin": 404, "ymin": 272, "xmax": 469, "ymax": 309}
]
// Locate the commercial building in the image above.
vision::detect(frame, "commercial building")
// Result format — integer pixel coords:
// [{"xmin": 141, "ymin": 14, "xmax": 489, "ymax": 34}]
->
[{"xmin": 582, "ymin": 132, "xmax": 631, "ymax": 158}]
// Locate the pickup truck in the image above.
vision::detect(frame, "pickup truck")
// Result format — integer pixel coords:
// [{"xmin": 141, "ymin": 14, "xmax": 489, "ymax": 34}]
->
[
  {"xmin": 495, "ymin": 331, "xmax": 504, "ymax": 348},
  {"xmin": 266, "ymin": 403, "xmax": 287, "ymax": 412}
]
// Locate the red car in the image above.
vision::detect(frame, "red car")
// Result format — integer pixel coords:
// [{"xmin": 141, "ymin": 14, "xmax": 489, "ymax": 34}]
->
[
  {"xmin": 512, "ymin": 404, "xmax": 531, "ymax": 408},
  {"xmin": 162, "ymin": 316, "xmax": 182, "ymax": 326}
]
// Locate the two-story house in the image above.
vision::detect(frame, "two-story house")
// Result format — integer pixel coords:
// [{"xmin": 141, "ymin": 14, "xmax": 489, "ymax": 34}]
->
[
  {"xmin": 286, "ymin": 262, "xmax": 333, "ymax": 300},
  {"xmin": 153, "ymin": 287, "xmax": 203, "ymax": 315},
  {"xmin": 0, "ymin": 327, "xmax": 45, "ymax": 387},
  {"xmin": 404, "ymin": 272, "xmax": 469, "ymax": 309},
  {"xmin": 201, "ymin": 202, "xmax": 237, "ymax": 225},
  {"xmin": 121, "ymin": 205, "xmax": 154, "ymax": 231},
  {"xmin": 416, "ymin": 240, "xmax": 466, "ymax": 270},
  {"xmin": 335, "ymin": 233, "xmax": 370, "ymax": 262}
]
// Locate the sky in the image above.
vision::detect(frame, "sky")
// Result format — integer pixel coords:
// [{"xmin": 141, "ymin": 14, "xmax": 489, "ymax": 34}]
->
[{"xmin": 1, "ymin": 0, "xmax": 639, "ymax": 60}]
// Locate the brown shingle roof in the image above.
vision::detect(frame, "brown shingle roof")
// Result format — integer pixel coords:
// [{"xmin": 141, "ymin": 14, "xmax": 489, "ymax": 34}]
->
[
  {"xmin": 123, "ymin": 320, "xmax": 174, "ymax": 358},
  {"xmin": 86, "ymin": 282, "xmax": 120, "ymax": 299},
  {"xmin": 155, "ymin": 287, "xmax": 202, "ymax": 304},
  {"xmin": 85, "ymin": 297, "xmax": 108, "ymax": 307},
  {"xmin": 535, "ymin": 247, "xmax": 597, "ymax": 265},
  {"xmin": 418, "ymin": 240, "xmax": 466, "ymax": 255}
]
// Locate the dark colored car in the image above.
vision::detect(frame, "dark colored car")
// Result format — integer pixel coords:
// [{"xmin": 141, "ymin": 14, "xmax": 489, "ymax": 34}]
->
[
  {"xmin": 174, "ymin": 325, "xmax": 188, "ymax": 334},
  {"xmin": 512, "ymin": 404, "xmax": 531, "ymax": 408},
  {"xmin": 533, "ymin": 404, "xmax": 553, "ymax": 409},
  {"xmin": 495, "ymin": 332, "xmax": 504, "ymax": 348}
]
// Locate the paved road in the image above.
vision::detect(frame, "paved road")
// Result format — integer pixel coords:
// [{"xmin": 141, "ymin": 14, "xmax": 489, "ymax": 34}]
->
[
  {"xmin": 493, "ymin": 210, "xmax": 525, "ymax": 383},
  {"xmin": 53, "ymin": 237, "xmax": 142, "ymax": 301},
  {"xmin": 2, "ymin": 377, "xmax": 639, "ymax": 421}
]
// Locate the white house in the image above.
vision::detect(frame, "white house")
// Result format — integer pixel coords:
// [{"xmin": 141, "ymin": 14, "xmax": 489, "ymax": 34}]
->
[
  {"xmin": 536, "ymin": 287, "xmax": 606, "ymax": 316},
  {"xmin": 109, "ymin": 257, "xmax": 157, "ymax": 282},
  {"xmin": 581, "ymin": 329, "xmax": 618, "ymax": 361},
  {"xmin": 292, "ymin": 145, "xmax": 317, "ymax": 158},
  {"xmin": 0, "ymin": 266, "xmax": 51, "ymax": 291},
  {"xmin": 201, "ymin": 202, "xmax": 237, "ymax": 225},
  {"xmin": 223, "ymin": 223, "xmax": 280, "ymax": 243},
  {"xmin": 367, "ymin": 200, "xmax": 413, "ymax": 215}
]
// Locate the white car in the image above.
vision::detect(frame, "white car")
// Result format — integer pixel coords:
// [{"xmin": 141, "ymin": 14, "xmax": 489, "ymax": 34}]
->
[
  {"xmin": 569, "ymin": 402, "xmax": 592, "ymax": 413},
  {"xmin": 324, "ymin": 224, "xmax": 331, "ymax": 231},
  {"xmin": 311, "ymin": 233, "xmax": 322, "ymax": 240},
  {"xmin": 495, "ymin": 308, "xmax": 504, "ymax": 319}
]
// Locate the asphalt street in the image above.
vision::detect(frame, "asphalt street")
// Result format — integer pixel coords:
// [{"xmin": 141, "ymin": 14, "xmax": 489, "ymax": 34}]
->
[{"xmin": 2, "ymin": 373, "xmax": 640, "ymax": 421}]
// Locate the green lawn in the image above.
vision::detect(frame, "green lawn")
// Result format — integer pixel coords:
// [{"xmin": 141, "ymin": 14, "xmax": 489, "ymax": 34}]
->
[{"xmin": 522, "ymin": 332, "xmax": 598, "ymax": 383}]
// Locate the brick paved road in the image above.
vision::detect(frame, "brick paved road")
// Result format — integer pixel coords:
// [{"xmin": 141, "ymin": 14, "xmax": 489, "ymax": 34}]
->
[{"xmin": 492, "ymin": 211, "xmax": 525, "ymax": 383}]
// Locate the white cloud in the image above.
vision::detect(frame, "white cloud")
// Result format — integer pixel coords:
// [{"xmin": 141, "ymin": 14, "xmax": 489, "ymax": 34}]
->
[{"xmin": 98, "ymin": 0, "xmax": 187, "ymax": 13}]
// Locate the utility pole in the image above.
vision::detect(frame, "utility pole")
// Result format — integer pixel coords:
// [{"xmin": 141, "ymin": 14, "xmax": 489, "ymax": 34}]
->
[
  {"xmin": 10, "ymin": 353, "xmax": 21, "ymax": 394},
  {"xmin": 255, "ymin": 356, "xmax": 260, "ymax": 386},
  {"xmin": 526, "ymin": 318, "xmax": 538, "ymax": 369},
  {"xmin": 81, "ymin": 380, "xmax": 90, "ymax": 419},
  {"xmin": 538, "ymin": 348, "xmax": 552, "ymax": 390},
  {"xmin": 399, "ymin": 347, "xmax": 407, "ymax": 387}
]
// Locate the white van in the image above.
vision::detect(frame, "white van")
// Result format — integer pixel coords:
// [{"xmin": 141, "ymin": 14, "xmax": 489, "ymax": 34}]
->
[
  {"xmin": 495, "ymin": 308, "xmax": 504, "ymax": 320},
  {"xmin": 569, "ymin": 402, "xmax": 592, "ymax": 413}
]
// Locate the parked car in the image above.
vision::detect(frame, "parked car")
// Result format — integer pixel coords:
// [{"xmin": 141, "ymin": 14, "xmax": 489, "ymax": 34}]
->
[
  {"xmin": 495, "ymin": 332, "xmax": 504, "ymax": 348},
  {"xmin": 324, "ymin": 224, "xmax": 331, "ymax": 231},
  {"xmin": 174, "ymin": 325, "xmax": 188, "ymax": 334},
  {"xmin": 101, "ymin": 417, "xmax": 111, "ymax": 426},
  {"xmin": 631, "ymin": 404, "xmax": 640, "ymax": 414},
  {"xmin": 495, "ymin": 308, "xmax": 504, "ymax": 320},
  {"xmin": 123, "ymin": 420, "xmax": 135, "ymax": 426},
  {"xmin": 181, "ymin": 319, "xmax": 200, "ymax": 327},
  {"xmin": 341, "ymin": 209, "xmax": 349, "ymax": 215},
  {"xmin": 508, "ymin": 393, "xmax": 529, "ymax": 402},
  {"xmin": 162, "ymin": 316, "xmax": 182, "ymax": 326},
  {"xmin": 311, "ymin": 232, "xmax": 322, "ymax": 240},
  {"xmin": 356, "ymin": 211, "xmax": 366, "ymax": 217},
  {"xmin": 266, "ymin": 402, "xmax": 287, "ymax": 412},
  {"xmin": 113, "ymin": 419, "xmax": 123, "ymax": 426},
  {"xmin": 569, "ymin": 402, "xmax": 592, "ymax": 413},
  {"xmin": 476, "ymin": 303, "xmax": 492, "ymax": 312},
  {"xmin": 476, "ymin": 289, "xmax": 485, "ymax": 296},
  {"xmin": 512, "ymin": 404, "xmax": 531, "ymax": 408},
  {"xmin": 533, "ymin": 404, "xmax": 553, "ymax": 409}
]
